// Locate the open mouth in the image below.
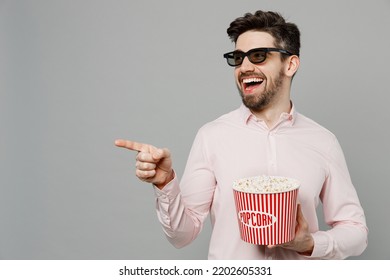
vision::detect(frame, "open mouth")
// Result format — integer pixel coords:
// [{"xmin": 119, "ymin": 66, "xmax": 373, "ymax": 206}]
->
[{"xmin": 242, "ymin": 77, "xmax": 264, "ymax": 93}]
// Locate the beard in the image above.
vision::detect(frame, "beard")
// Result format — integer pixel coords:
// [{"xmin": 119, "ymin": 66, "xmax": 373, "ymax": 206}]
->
[{"xmin": 238, "ymin": 70, "xmax": 285, "ymax": 113}]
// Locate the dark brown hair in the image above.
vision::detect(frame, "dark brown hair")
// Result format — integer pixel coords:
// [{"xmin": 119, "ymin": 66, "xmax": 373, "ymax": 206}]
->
[{"xmin": 227, "ymin": 10, "xmax": 300, "ymax": 57}]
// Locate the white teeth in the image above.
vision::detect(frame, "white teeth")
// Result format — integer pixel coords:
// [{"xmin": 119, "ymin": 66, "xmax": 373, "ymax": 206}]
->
[{"xmin": 243, "ymin": 78, "xmax": 263, "ymax": 83}]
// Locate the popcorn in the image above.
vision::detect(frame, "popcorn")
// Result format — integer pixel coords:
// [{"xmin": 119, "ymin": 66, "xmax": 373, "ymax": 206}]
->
[{"xmin": 233, "ymin": 175, "xmax": 300, "ymax": 194}]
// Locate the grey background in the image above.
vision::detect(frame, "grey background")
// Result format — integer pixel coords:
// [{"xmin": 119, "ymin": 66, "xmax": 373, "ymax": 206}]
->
[{"xmin": 1, "ymin": 0, "xmax": 389, "ymax": 260}]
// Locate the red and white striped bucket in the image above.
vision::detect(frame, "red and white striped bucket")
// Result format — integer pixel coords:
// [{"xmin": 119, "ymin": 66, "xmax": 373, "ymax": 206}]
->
[{"xmin": 233, "ymin": 176, "xmax": 300, "ymax": 245}]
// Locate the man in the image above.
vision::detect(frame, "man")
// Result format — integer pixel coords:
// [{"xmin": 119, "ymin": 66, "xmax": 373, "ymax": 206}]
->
[{"xmin": 115, "ymin": 10, "xmax": 368, "ymax": 259}]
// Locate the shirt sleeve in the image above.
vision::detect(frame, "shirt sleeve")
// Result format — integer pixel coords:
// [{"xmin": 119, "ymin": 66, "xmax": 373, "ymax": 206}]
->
[
  {"xmin": 310, "ymin": 136, "xmax": 368, "ymax": 259},
  {"xmin": 153, "ymin": 128, "xmax": 216, "ymax": 248}
]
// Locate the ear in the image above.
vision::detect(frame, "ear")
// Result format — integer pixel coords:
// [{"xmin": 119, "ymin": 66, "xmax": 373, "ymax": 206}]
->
[{"xmin": 285, "ymin": 55, "xmax": 300, "ymax": 78}]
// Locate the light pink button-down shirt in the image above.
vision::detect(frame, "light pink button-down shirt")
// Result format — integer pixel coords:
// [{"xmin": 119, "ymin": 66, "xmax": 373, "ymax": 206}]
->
[{"xmin": 154, "ymin": 104, "xmax": 368, "ymax": 259}]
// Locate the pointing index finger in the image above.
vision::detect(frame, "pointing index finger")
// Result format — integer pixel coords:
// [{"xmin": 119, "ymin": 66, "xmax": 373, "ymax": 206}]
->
[{"xmin": 114, "ymin": 139, "xmax": 151, "ymax": 153}]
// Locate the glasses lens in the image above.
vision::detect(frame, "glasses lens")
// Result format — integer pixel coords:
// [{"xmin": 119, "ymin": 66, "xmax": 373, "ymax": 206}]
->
[
  {"xmin": 232, "ymin": 52, "xmax": 243, "ymax": 66},
  {"xmin": 248, "ymin": 50, "xmax": 266, "ymax": 64},
  {"xmin": 226, "ymin": 52, "xmax": 243, "ymax": 66}
]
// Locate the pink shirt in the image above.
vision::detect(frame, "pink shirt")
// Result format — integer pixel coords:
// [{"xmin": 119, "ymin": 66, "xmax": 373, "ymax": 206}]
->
[{"xmin": 154, "ymin": 104, "xmax": 368, "ymax": 259}]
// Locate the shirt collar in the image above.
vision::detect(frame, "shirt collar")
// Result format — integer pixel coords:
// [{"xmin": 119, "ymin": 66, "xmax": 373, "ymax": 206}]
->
[{"xmin": 239, "ymin": 102, "xmax": 297, "ymax": 127}]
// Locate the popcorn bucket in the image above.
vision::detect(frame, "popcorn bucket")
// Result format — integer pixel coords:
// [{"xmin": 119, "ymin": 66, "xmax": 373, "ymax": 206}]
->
[{"xmin": 232, "ymin": 175, "xmax": 300, "ymax": 245}]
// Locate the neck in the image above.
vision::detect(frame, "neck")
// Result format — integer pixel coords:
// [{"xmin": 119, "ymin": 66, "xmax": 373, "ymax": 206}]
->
[{"xmin": 252, "ymin": 97, "xmax": 292, "ymax": 129}]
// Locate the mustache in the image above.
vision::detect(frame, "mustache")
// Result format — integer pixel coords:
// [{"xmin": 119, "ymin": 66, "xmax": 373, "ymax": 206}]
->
[{"xmin": 239, "ymin": 73, "xmax": 266, "ymax": 80}]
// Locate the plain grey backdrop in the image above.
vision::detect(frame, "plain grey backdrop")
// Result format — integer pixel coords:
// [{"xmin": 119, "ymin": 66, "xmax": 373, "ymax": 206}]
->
[{"xmin": 1, "ymin": 0, "xmax": 389, "ymax": 259}]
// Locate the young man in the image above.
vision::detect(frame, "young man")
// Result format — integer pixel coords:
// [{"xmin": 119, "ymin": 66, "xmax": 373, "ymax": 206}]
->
[{"xmin": 115, "ymin": 10, "xmax": 368, "ymax": 259}]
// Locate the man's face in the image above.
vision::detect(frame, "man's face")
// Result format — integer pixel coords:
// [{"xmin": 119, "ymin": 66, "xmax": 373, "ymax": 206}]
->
[{"xmin": 234, "ymin": 31, "xmax": 287, "ymax": 112}]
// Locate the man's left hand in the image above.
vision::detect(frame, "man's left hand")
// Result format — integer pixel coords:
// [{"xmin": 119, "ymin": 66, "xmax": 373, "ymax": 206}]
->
[{"xmin": 268, "ymin": 204, "xmax": 314, "ymax": 255}]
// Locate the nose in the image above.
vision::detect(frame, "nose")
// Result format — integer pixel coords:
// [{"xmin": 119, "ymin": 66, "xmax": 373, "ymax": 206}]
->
[{"xmin": 239, "ymin": 56, "xmax": 255, "ymax": 72}]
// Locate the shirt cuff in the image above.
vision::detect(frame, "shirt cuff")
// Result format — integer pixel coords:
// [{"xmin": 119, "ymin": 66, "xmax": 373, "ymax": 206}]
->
[
  {"xmin": 153, "ymin": 171, "xmax": 182, "ymax": 235},
  {"xmin": 153, "ymin": 170, "xmax": 180, "ymax": 201},
  {"xmin": 309, "ymin": 231, "xmax": 331, "ymax": 259}
]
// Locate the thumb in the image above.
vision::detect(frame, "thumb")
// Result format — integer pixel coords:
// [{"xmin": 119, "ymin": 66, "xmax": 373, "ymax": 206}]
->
[
  {"xmin": 296, "ymin": 204, "xmax": 308, "ymax": 229},
  {"xmin": 296, "ymin": 204, "xmax": 303, "ymax": 222},
  {"xmin": 152, "ymin": 148, "xmax": 170, "ymax": 161}
]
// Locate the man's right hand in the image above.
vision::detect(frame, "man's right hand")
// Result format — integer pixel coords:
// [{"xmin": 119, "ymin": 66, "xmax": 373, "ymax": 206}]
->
[{"xmin": 115, "ymin": 139, "xmax": 174, "ymax": 189}]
